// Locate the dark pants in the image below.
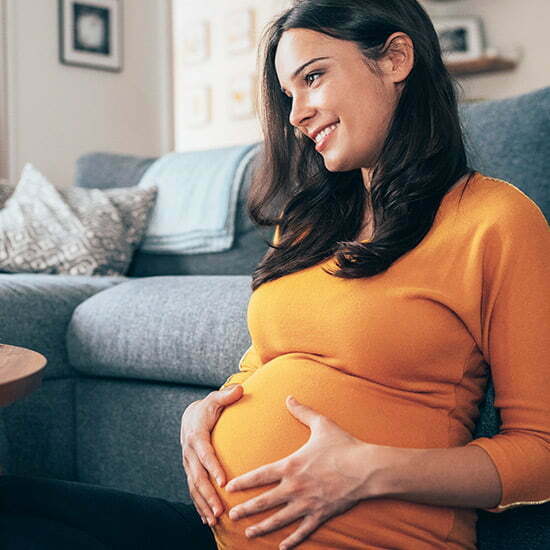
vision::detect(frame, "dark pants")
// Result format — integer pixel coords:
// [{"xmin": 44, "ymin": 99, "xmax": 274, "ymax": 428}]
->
[{"xmin": 0, "ymin": 475, "xmax": 217, "ymax": 549}]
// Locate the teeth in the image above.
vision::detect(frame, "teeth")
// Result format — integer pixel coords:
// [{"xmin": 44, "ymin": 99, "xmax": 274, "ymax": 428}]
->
[{"xmin": 315, "ymin": 123, "xmax": 338, "ymax": 143}]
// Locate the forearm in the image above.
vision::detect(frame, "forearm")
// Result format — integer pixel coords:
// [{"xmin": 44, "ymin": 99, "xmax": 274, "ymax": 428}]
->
[{"xmin": 369, "ymin": 444, "xmax": 502, "ymax": 509}]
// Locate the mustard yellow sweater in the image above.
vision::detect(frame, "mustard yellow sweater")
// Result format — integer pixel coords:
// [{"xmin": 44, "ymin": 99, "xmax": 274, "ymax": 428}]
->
[{"xmin": 210, "ymin": 173, "xmax": 550, "ymax": 549}]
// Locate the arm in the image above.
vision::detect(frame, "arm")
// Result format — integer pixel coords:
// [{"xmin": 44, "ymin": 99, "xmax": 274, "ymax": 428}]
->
[
  {"xmin": 377, "ymin": 190, "xmax": 550, "ymax": 512},
  {"xmin": 366, "ymin": 443, "xmax": 501, "ymax": 509}
]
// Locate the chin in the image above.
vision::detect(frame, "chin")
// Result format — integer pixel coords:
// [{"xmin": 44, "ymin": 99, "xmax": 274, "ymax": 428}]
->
[{"xmin": 322, "ymin": 155, "xmax": 353, "ymax": 173}]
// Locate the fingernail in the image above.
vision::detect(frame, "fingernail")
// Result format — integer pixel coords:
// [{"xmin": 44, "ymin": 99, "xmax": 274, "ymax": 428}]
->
[
  {"xmin": 246, "ymin": 527, "xmax": 256, "ymax": 538},
  {"xmin": 216, "ymin": 476, "xmax": 223, "ymax": 486}
]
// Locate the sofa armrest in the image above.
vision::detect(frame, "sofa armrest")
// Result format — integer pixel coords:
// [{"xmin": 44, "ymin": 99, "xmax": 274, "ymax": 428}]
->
[
  {"xmin": 0, "ymin": 273, "xmax": 127, "ymax": 379},
  {"xmin": 0, "ymin": 273, "xmax": 127, "ymax": 480}
]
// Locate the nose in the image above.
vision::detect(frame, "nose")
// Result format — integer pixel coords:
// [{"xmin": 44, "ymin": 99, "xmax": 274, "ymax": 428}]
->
[{"xmin": 288, "ymin": 93, "xmax": 315, "ymax": 129}]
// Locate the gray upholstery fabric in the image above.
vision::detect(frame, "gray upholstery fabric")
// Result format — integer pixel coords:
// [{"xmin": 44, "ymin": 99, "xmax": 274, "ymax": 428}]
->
[
  {"xmin": 461, "ymin": 86, "xmax": 550, "ymax": 220},
  {"xmin": 67, "ymin": 276, "xmax": 252, "ymax": 387},
  {"xmin": 75, "ymin": 153, "xmax": 156, "ymax": 191},
  {"xmin": 0, "ymin": 273, "xmax": 126, "ymax": 378},
  {"xmin": 75, "ymin": 377, "xmax": 208, "ymax": 502},
  {"xmin": 2, "ymin": 378, "xmax": 76, "ymax": 481}
]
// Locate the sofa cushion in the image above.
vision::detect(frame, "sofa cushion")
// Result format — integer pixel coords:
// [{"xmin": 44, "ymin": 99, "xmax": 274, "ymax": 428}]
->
[
  {"xmin": 0, "ymin": 273, "xmax": 125, "ymax": 379},
  {"xmin": 461, "ymin": 86, "xmax": 550, "ymax": 221},
  {"xmin": 66, "ymin": 276, "xmax": 252, "ymax": 387},
  {"xmin": 0, "ymin": 164, "xmax": 158, "ymax": 276}
]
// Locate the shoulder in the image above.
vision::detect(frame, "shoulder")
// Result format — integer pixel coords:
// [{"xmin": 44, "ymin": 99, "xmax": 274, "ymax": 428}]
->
[{"xmin": 449, "ymin": 173, "xmax": 548, "ymax": 236}]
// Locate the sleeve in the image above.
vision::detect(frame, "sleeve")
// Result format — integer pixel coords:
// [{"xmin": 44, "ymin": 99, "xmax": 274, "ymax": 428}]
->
[
  {"xmin": 220, "ymin": 225, "xmax": 280, "ymax": 390},
  {"xmin": 466, "ymin": 190, "xmax": 550, "ymax": 513},
  {"xmin": 220, "ymin": 344, "xmax": 263, "ymax": 389}
]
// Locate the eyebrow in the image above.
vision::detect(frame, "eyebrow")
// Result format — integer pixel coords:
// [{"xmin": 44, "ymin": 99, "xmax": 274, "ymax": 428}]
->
[{"xmin": 280, "ymin": 56, "xmax": 331, "ymax": 94}]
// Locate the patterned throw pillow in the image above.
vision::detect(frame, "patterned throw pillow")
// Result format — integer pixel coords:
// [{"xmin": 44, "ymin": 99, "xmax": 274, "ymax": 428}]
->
[{"xmin": 0, "ymin": 164, "xmax": 158, "ymax": 276}]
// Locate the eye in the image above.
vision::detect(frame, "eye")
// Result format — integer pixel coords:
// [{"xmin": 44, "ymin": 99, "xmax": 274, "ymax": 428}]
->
[{"xmin": 304, "ymin": 71, "xmax": 322, "ymax": 86}]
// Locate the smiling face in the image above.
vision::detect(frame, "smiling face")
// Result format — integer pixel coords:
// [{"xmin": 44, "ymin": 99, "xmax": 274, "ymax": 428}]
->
[{"xmin": 275, "ymin": 28, "xmax": 407, "ymax": 176}]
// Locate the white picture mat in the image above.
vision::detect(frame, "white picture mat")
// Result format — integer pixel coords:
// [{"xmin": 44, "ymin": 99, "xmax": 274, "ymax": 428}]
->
[
  {"xmin": 433, "ymin": 17, "xmax": 484, "ymax": 63},
  {"xmin": 61, "ymin": 0, "xmax": 121, "ymax": 70}
]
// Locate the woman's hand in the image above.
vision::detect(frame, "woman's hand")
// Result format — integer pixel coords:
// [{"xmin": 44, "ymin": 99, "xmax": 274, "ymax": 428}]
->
[
  {"xmin": 180, "ymin": 384, "xmax": 244, "ymax": 526},
  {"xmin": 225, "ymin": 396, "xmax": 389, "ymax": 550}
]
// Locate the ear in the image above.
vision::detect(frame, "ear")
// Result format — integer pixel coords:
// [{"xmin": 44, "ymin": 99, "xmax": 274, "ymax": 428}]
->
[{"xmin": 378, "ymin": 32, "xmax": 414, "ymax": 84}]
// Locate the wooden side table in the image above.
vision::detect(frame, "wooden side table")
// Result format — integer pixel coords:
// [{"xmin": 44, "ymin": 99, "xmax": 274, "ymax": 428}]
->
[
  {"xmin": 0, "ymin": 344, "xmax": 47, "ymax": 407},
  {"xmin": 0, "ymin": 344, "xmax": 47, "ymax": 473}
]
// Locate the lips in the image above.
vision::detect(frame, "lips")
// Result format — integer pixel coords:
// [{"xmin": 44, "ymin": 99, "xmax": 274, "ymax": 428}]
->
[
  {"xmin": 310, "ymin": 122, "xmax": 339, "ymax": 144},
  {"xmin": 314, "ymin": 122, "xmax": 339, "ymax": 152}
]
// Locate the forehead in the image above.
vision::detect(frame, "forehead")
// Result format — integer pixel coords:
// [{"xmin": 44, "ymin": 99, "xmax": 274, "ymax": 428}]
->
[{"xmin": 275, "ymin": 28, "xmax": 359, "ymax": 83}]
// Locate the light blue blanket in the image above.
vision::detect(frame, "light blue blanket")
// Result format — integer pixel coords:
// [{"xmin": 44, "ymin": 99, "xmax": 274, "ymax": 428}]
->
[{"xmin": 138, "ymin": 143, "xmax": 260, "ymax": 254}]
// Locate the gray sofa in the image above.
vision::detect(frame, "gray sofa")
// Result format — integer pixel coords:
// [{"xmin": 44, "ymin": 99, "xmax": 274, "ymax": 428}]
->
[{"xmin": 1, "ymin": 87, "xmax": 549, "ymax": 549}]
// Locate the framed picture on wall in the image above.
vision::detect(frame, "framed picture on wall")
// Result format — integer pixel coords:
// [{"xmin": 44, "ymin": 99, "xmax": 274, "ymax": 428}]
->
[
  {"xmin": 225, "ymin": 8, "xmax": 255, "ymax": 54},
  {"xmin": 58, "ymin": 0, "xmax": 123, "ymax": 72},
  {"xmin": 432, "ymin": 17, "xmax": 485, "ymax": 63},
  {"xmin": 184, "ymin": 86, "xmax": 212, "ymax": 128},
  {"xmin": 228, "ymin": 74, "xmax": 257, "ymax": 120},
  {"xmin": 181, "ymin": 20, "xmax": 210, "ymax": 64}
]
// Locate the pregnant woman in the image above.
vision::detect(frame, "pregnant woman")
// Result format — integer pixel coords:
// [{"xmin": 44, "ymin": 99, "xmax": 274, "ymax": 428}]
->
[
  {"xmin": 1, "ymin": 0, "xmax": 549, "ymax": 549},
  {"xmin": 181, "ymin": 0, "xmax": 550, "ymax": 549}
]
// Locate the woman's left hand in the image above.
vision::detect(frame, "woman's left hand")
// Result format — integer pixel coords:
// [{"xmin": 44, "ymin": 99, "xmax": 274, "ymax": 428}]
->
[{"xmin": 225, "ymin": 396, "xmax": 389, "ymax": 550}]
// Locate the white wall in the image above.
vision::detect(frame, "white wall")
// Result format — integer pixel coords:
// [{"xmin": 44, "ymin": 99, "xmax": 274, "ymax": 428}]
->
[
  {"xmin": 172, "ymin": 0, "xmax": 291, "ymax": 152},
  {"xmin": 3, "ymin": 0, "xmax": 173, "ymax": 188},
  {"xmin": 422, "ymin": 0, "xmax": 550, "ymax": 101},
  {"xmin": 173, "ymin": 0, "xmax": 550, "ymax": 152}
]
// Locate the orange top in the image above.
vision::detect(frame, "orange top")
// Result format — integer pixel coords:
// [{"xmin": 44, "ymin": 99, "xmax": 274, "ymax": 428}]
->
[{"xmin": 211, "ymin": 173, "xmax": 550, "ymax": 549}]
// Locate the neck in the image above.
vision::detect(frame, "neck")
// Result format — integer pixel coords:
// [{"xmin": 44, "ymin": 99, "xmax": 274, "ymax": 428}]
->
[{"xmin": 361, "ymin": 167, "xmax": 373, "ymax": 191}]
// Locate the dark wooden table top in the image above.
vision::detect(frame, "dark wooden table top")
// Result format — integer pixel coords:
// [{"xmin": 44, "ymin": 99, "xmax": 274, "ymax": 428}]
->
[{"xmin": 0, "ymin": 344, "xmax": 47, "ymax": 406}]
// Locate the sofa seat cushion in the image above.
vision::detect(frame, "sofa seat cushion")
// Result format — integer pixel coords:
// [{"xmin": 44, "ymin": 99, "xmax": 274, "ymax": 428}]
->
[{"xmin": 66, "ymin": 276, "xmax": 253, "ymax": 388}]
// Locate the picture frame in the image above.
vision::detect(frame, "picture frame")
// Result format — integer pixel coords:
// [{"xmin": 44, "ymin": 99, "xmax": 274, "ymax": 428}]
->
[
  {"xmin": 184, "ymin": 86, "xmax": 212, "ymax": 128},
  {"xmin": 227, "ymin": 74, "xmax": 257, "ymax": 120},
  {"xmin": 225, "ymin": 8, "xmax": 255, "ymax": 54},
  {"xmin": 58, "ymin": 0, "xmax": 122, "ymax": 72},
  {"xmin": 180, "ymin": 20, "xmax": 210, "ymax": 64},
  {"xmin": 432, "ymin": 17, "xmax": 485, "ymax": 63}
]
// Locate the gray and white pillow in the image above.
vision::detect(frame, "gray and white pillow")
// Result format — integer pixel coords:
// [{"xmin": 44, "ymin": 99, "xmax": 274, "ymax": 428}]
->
[{"xmin": 0, "ymin": 164, "xmax": 158, "ymax": 276}]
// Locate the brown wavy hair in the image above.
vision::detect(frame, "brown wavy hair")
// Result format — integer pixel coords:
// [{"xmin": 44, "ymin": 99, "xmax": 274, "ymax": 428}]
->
[{"xmin": 249, "ymin": 0, "xmax": 472, "ymax": 291}]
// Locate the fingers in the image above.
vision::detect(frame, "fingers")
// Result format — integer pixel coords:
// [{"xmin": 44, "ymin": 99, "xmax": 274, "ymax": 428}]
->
[
  {"xmin": 285, "ymin": 395, "xmax": 325, "ymax": 427},
  {"xmin": 279, "ymin": 515, "xmax": 323, "ymax": 550},
  {"xmin": 185, "ymin": 454, "xmax": 225, "ymax": 525},
  {"xmin": 212, "ymin": 384, "xmax": 244, "ymax": 406},
  {"xmin": 228, "ymin": 485, "xmax": 288, "ymax": 520},
  {"xmin": 243, "ymin": 502, "xmax": 306, "ymax": 539},
  {"xmin": 196, "ymin": 440, "xmax": 227, "ymax": 487},
  {"xmin": 226, "ymin": 460, "xmax": 283, "ymax": 492},
  {"xmin": 189, "ymin": 484, "xmax": 211, "ymax": 525}
]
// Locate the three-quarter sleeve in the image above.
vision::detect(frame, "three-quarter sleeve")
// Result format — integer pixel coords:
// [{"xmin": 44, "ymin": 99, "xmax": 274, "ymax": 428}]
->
[{"xmin": 466, "ymin": 189, "xmax": 550, "ymax": 513}]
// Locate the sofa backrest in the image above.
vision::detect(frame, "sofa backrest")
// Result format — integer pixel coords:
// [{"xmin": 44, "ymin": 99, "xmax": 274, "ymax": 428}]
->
[{"xmin": 75, "ymin": 149, "xmax": 269, "ymax": 277}]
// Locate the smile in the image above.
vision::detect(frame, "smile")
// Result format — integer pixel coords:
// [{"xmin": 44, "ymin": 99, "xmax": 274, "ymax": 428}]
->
[{"xmin": 315, "ymin": 123, "xmax": 339, "ymax": 152}]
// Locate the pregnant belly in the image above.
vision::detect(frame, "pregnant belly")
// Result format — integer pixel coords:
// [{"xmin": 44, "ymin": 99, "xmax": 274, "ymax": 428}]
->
[{"xmin": 210, "ymin": 355, "xmax": 472, "ymax": 549}]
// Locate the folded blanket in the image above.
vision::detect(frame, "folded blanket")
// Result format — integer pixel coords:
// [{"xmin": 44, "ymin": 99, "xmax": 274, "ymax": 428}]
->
[{"xmin": 138, "ymin": 143, "xmax": 260, "ymax": 254}]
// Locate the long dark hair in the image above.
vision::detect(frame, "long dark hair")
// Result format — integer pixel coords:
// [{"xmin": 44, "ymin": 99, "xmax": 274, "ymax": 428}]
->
[{"xmin": 249, "ymin": 0, "xmax": 471, "ymax": 291}]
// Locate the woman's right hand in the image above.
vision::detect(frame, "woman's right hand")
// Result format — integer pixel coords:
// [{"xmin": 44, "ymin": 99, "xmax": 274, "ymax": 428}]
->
[{"xmin": 180, "ymin": 384, "xmax": 244, "ymax": 526}]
